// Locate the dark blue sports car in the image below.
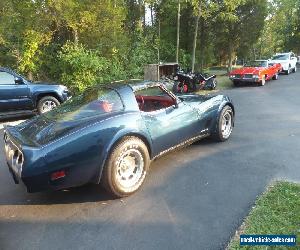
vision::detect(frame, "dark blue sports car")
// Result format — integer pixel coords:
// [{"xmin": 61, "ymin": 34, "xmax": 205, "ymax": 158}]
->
[{"xmin": 4, "ymin": 81, "xmax": 234, "ymax": 197}]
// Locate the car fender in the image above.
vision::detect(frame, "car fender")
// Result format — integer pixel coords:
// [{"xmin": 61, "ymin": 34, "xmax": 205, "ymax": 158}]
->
[
  {"xmin": 29, "ymin": 84, "xmax": 67, "ymax": 106},
  {"xmin": 95, "ymin": 127, "xmax": 153, "ymax": 184},
  {"xmin": 211, "ymin": 98, "xmax": 235, "ymax": 134}
]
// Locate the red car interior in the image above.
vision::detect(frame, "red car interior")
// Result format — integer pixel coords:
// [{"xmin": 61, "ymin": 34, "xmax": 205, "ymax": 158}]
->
[{"xmin": 135, "ymin": 95, "xmax": 176, "ymax": 112}]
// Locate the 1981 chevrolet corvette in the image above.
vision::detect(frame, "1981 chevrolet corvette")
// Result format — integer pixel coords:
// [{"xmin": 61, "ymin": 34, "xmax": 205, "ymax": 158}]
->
[{"xmin": 4, "ymin": 81, "xmax": 234, "ymax": 197}]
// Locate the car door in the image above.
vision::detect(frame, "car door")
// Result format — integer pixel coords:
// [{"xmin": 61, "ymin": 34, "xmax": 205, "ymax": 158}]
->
[
  {"xmin": 136, "ymin": 86, "xmax": 203, "ymax": 155},
  {"xmin": 0, "ymin": 71, "xmax": 33, "ymax": 112},
  {"xmin": 291, "ymin": 53, "xmax": 297, "ymax": 68},
  {"xmin": 267, "ymin": 62, "xmax": 276, "ymax": 77}
]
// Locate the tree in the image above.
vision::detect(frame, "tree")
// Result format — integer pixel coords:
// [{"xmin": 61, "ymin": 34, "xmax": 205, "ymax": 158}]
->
[
  {"xmin": 176, "ymin": 0, "xmax": 181, "ymax": 63},
  {"xmin": 191, "ymin": 1, "xmax": 201, "ymax": 72}
]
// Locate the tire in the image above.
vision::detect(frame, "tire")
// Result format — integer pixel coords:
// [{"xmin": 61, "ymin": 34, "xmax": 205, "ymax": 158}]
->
[
  {"xmin": 37, "ymin": 96, "xmax": 60, "ymax": 114},
  {"xmin": 212, "ymin": 105, "xmax": 234, "ymax": 142},
  {"xmin": 233, "ymin": 81, "xmax": 240, "ymax": 87},
  {"xmin": 272, "ymin": 73, "xmax": 279, "ymax": 80},
  {"xmin": 101, "ymin": 136, "xmax": 150, "ymax": 198},
  {"xmin": 292, "ymin": 67, "xmax": 297, "ymax": 73},
  {"xmin": 259, "ymin": 76, "xmax": 266, "ymax": 86},
  {"xmin": 286, "ymin": 67, "xmax": 291, "ymax": 75}
]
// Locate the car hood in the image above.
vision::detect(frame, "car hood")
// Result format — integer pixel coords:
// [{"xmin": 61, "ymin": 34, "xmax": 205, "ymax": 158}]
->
[
  {"xmin": 28, "ymin": 81, "xmax": 67, "ymax": 90},
  {"xmin": 230, "ymin": 67, "xmax": 262, "ymax": 75},
  {"xmin": 269, "ymin": 60, "xmax": 287, "ymax": 64},
  {"xmin": 10, "ymin": 111, "xmax": 119, "ymax": 146},
  {"xmin": 177, "ymin": 94, "xmax": 213, "ymax": 103}
]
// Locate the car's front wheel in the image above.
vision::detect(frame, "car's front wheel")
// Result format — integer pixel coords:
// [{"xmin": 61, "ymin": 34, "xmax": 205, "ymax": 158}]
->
[
  {"xmin": 37, "ymin": 96, "xmax": 60, "ymax": 114},
  {"xmin": 213, "ymin": 105, "xmax": 234, "ymax": 142},
  {"xmin": 101, "ymin": 136, "xmax": 150, "ymax": 197}
]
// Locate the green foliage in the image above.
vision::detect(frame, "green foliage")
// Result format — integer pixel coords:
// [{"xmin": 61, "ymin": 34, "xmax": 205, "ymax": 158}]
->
[
  {"xmin": 18, "ymin": 30, "xmax": 51, "ymax": 77},
  {"xmin": 0, "ymin": 0, "xmax": 297, "ymax": 91},
  {"xmin": 251, "ymin": 0, "xmax": 300, "ymax": 59},
  {"xmin": 124, "ymin": 38, "xmax": 157, "ymax": 77},
  {"xmin": 58, "ymin": 42, "xmax": 109, "ymax": 92}
]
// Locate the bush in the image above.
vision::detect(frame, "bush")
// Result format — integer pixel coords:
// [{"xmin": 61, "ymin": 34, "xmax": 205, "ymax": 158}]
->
[{"xmin": 58, "ymin": 42, "xmax": 109, "ymax": 93}]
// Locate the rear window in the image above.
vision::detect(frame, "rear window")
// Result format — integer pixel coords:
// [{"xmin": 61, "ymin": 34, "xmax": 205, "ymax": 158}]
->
[{"xmin": 46, "ymin": 87, "xmax": 124, "ymax": 119}]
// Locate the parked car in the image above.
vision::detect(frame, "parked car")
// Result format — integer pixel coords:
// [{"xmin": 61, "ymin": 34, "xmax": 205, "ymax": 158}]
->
[
  {"xmin": 229, "ymin": 60, "xmax": 282, "ymax": 86},
  {"xmin": 4, "ymin": 81, "xmax": 234, "ymax": 197},
  {"xmin": 0, "ymin": 67, "xmax": 71, "ymax": 118},
  {"xmin": 269, "ymin": 52, "xmax": 297, "ymax": 74}
]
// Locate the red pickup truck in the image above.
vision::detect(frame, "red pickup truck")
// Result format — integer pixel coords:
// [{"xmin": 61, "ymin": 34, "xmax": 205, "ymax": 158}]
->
[{"xmin": 229, "ymin": 60, "xmax": 282, "ymax": 86}]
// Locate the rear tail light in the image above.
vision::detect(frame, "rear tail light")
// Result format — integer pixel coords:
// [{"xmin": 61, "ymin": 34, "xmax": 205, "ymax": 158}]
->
[{"xmin": 51, "ymin": 170, "xmax": 66, "ymax": 181}]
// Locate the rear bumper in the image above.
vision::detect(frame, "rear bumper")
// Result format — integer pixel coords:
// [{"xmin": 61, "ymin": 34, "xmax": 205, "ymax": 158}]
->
[
  {"xmin": 6, "ymin": 161, "xmax": 77, "ymax": 193},
  {"xmin": 4, "ymin": 131, "xmax": 72, "ymax": 193}
]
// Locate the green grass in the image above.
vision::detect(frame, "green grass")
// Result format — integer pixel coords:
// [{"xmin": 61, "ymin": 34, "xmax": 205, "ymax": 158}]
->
[
  {"xmin": 216, "ymin": 75, "xmax": 233, "ymax": 90},
  {"xmin": 228, "ymin": 181, "xmax": 300, "ymax": 250},
  {"xmin": 195, "ymin": 70, "xmax": 233, "ymax": 95}
]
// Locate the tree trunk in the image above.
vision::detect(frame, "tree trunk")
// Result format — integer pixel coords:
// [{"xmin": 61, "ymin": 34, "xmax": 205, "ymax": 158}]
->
[
  {"xmin": 150, "ymin": 5, "xmax": 154, "ymax": 26},
  {"xmin": 199, "ymin": 18, "xmax": 205, "ymax": 72},
  {"xmin": 73, "ymin": 28, "xmax": 79, "ymax": 45},
  {"xmin": 227, "ymin": 43, "xmax": 233, "ymax": 73},
  {"xmin": 176, "ymin": 0, "xmax": 181, "ymax": 63},
  {"xmin": 191, "ymin": 1, "xmax": 201, "ymax": 73},
  {"xmin": 28, "ymin": 71, "xmax": 33, "ymax": 81},
  {"xmin": 158, "ymin": 18, "xmax": 160, "ymax": 63}
]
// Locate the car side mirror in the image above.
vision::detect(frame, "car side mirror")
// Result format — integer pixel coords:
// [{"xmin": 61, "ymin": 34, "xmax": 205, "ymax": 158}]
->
[{"xmin": 15, "ymin": 77, "xmax": 24, "ymax": 84}]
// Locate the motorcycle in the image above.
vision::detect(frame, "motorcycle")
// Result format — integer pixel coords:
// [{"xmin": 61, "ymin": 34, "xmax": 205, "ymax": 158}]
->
[{"xmin": 172, "ymin": 70, "xmax": 217, "ymax": 93}]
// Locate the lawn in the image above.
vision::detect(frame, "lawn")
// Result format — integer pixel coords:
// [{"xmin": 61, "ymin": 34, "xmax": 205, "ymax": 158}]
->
[
  {"xmin": 228, "ymin": 181, "xmax": 300, "ymax": 250},
  {"xmin": 195, "ymin": 67, "xmax": 235, "ymax": 94}
]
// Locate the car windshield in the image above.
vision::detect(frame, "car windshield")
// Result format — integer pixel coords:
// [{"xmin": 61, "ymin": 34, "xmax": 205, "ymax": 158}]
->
[
  {"xmin": 45, "ymin": 86, "xmax": 124, "ymax": 120},
  {"xmin": 271, "ymin": 54, "xmax": 289, "ymax": 60},
  {"xmin": 244, "ymin": 61, "xmax": 267, "ymax": 67}
]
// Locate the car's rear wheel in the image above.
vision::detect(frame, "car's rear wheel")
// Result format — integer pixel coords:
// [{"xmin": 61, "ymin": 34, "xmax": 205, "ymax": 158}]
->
[
  {"xmin": 101, "ymin": 136, "xmax": 150, "ymax": 197},
  {"xmin": 37, "ymin": 96, "xmax": 60, "ymax": 114},
  {"xmin": 272, "ymin": 73, "xmax": 279, "ymax": 80},
  {"xmin": 213, "ymin": 106, "xmax": 234, "ymax": 142}
]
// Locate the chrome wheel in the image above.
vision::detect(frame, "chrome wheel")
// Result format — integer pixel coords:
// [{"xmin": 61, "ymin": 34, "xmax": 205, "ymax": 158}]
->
[
  {"xmin": 221, "ymin": 110, "xmax": 233, "ymax": 139},
  {"xmin": 41, "ymin": 100, "xmax": 57, "ymax": 113},
  {"xmin": 116, "ymin": 148, "xmax": 144, "ymax": 189}
]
